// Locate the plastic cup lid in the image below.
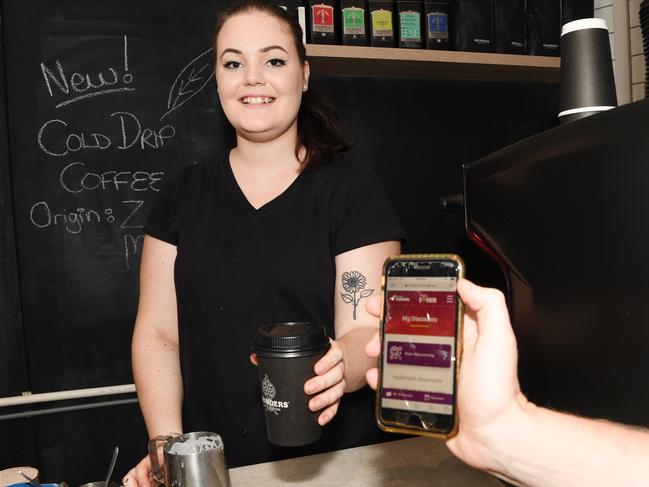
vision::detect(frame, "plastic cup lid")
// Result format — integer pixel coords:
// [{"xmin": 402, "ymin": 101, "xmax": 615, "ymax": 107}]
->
[
  {"xmin": 561, "ymin": 18, "xmax": 608, "ymax": 36},
  {"xmin": 254, "ymin": 322, "xmax": 329, "ymax": 355}
]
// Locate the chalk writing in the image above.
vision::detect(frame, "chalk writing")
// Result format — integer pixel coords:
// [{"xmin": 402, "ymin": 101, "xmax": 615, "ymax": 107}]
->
[
  {"xmin": 38, "ymin": 113, "xmax": 176, "ymax": 156},
  {"xmin": 41, "ymin": 35, "xmax": 135, "ymax": 108},
  {"xmin": 30, "ymin": 201, "xmax": 112, "ymax": 234},
  {"xmin": 113, "ymin": 112, "xmax": 176, "ymax": 150},
  {"xmin": 123, "ymin": 34, "xmax": 133, "ymax": 84},
  {"xmin": 31, "ymin": 35, "xmax": 210, "ymax": 271},
  {"xmin": 29, "ymin": 199, "xmax": 149, "ymax": 234},
  {"xmin": 120, "ymin": 200, "xmax": 145, "ymax": 229},
  {"xmin": 29, "ymin": 201, "xmax": 148, "ymax": 270},
  {"xmin": 59, "ymin": 162, "xmax": 163, "ymax": 194},
  {"xmin": 38, "ymin": 119, "xmax": 110, "ymax": 156},
  {"xmin": 124, "ymin": 233, "xmax": 145, "ymax": 270},
  {"xmin": 161, "ymin": 47, "xmax": 215, "ymax": 121}
]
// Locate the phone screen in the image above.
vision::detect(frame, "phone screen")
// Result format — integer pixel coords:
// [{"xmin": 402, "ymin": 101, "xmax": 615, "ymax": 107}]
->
[{"xmin": 379, "ymin": 258, "xmax": 460, "ymax": 434}]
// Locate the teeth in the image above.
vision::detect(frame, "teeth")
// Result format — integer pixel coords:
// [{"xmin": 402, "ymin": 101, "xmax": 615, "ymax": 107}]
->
[{"xmin": 242, "ymin": 97, "xmax": 274, "ymax": 105}]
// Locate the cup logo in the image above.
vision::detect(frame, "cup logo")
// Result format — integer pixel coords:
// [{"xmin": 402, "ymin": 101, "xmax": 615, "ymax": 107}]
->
[
  {"xmin": 262, "ymin": 374, "xmax": 290, "ymax": 415},
  {"xmin": 262, "ymin": 374, "xmax": 276, "ymax": 399}
]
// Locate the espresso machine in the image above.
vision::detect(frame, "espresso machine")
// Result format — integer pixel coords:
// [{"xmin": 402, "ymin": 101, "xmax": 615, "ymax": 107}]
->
[{"xmin": 463, "ymin": 99, "xmax": 649, "ymax": 425}]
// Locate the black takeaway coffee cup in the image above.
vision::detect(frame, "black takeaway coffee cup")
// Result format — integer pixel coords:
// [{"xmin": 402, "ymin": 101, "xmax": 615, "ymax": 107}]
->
[
  {"xmin": 558, "ymin": 18, "xmax": 617, "ymax": 125},
  {"xmin": 253, "ymin": 322, "xmax": 331, "ymax": 447}
]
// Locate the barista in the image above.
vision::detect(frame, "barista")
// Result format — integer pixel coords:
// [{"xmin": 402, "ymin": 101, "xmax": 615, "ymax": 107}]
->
[{"xmin": 123, "ymin": 1, "xmax": 405, "ymax": 485}]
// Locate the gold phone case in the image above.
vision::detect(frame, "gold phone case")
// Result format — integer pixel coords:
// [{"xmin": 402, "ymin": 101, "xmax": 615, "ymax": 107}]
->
[{"xmin": 375, "ymin": 253, "xmax": 465, "ymax": 439}]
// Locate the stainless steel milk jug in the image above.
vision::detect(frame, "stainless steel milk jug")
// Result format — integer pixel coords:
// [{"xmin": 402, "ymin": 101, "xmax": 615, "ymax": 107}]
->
[{"xmin": 148, "ymin": 431, "xmax": 230, "ymax": 487}]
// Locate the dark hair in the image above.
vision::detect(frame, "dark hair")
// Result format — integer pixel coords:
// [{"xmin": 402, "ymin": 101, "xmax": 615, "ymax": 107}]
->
[{"xmin": 212, "ymin": 0, "xmax": 351, "ymax": 171}]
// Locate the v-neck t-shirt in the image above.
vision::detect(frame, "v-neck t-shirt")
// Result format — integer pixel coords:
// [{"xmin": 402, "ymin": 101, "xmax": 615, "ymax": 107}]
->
[{"xmin": 144, "ymin": 151, "xmax": 407, "ymax": 466}]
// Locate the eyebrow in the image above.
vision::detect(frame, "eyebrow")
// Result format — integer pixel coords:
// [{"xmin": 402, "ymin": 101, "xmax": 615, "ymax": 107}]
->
[{"xmin": 219, "ymin": 45, "xmax": 289, "ymax": 59}]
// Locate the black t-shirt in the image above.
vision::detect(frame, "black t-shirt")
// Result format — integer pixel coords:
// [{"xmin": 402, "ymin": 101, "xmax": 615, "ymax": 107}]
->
[{"xmin": 144, "ymin": 151, "xmax": 407, "ymax": 467}]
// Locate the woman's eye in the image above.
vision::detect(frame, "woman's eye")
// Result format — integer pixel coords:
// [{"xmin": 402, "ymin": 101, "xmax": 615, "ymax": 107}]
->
[
  {"xmin": 223, "ymin": 60, "xmax": 242, "ymax": 69},
  {"xmin": 267, "ymin": 58, "xmax": 287, "ymax": 67}
]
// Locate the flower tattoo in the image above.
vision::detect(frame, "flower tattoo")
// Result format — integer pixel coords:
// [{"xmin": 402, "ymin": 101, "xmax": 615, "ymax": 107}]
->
[{"xmin": 341, "ymin": 270, "xmax": 374, "ymax": 320}]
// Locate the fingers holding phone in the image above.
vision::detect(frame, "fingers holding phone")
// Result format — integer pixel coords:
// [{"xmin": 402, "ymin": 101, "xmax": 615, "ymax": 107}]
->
[{"xmin": 365, "ymin": 331, "xmax": 380, "ymax": 390}]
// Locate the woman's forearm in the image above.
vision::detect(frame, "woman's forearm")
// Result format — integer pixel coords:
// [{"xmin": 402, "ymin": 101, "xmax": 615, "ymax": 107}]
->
[
  {"xmin": 132, "ymin": 330, "xmax": 184, "ymax": 437},
  {"xmin": 337, "ymin": 326, "xmax": 379, "ymax": 392}
]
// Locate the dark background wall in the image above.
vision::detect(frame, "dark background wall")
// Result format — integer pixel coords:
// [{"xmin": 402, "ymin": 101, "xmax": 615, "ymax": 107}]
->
[{"xmin": 0, "ymin": 0, "xmax": 558, "ymax": 484}]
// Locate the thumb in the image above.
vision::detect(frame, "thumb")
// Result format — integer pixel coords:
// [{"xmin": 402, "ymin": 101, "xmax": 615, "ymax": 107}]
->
[
  {"xmin": 457, "ymin": 278, "xmax": 514, "ymax": 341},
  {"xmin": 365, "ymin": 331, "xmax": 381, "ymax": 359},
  {"xmin": 365, "ymin": 294, "xmax": 382, "ymax": 318}
]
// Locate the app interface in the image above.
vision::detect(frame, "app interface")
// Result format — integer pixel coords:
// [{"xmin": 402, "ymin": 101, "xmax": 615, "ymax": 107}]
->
[{"xmin": 381, "ymin": 273, "xmax": 457, "ymax": 416}]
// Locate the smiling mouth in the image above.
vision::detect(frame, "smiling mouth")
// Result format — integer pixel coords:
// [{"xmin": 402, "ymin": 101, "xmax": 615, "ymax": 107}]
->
[{"xmin": 240, "ymin": 96, "xmax": 276, "ymax": 105}]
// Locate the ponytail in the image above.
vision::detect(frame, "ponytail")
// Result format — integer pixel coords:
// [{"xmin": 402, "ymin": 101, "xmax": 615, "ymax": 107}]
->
[{"xmin": 297, "ymin": 81, "xmax": 351, "ymax": 171}]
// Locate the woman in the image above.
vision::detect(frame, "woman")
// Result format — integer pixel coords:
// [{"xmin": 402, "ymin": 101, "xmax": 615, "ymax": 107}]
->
[{"xmin": 124, "ymin": 1, "xmax": 405, "ymax": 484}]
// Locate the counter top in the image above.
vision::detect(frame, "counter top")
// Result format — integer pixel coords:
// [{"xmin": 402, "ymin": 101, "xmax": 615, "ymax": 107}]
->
[{"xmin": 229, "ymin": 437, "xmax": 502, "ymax": 486}]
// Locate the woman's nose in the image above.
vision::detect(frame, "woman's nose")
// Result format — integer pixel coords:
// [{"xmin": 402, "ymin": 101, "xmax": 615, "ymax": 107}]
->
[{"xmin": 244, "ymin": 64, "xmax": 265, "ymax": 86}]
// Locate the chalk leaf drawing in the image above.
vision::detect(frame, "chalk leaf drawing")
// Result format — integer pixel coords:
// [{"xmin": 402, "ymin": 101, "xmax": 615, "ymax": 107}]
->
[{"xmin": 161, "ymin": 47, "xmax": 215, "ymax": 121}]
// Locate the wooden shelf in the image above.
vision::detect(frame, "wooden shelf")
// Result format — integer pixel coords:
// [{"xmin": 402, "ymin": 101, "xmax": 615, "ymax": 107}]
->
[{"xmin": 305, "ymin": 44, "xmax": 560, "ymax": 83}]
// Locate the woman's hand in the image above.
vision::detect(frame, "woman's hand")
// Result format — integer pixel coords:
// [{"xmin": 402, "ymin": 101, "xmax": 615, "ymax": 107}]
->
[
  {"xmin": 251, "ymin": 343, "xmax": 346, "ymax": 425},
  {"xmin": 122, "ymin": 453, "xmax": 157, "ymax": 487},
  {"xmin": 123, "ymin": 437, "xmax": 169, "ymax": 487},
  {"xmin": 304, "ymin": 339, "xmax": 346, "ymax": 425}
]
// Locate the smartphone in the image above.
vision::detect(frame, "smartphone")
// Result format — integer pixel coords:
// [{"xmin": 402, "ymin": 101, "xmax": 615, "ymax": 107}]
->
[{"xmin": 376, "ymin": 254, "xmax": 464, "ymax": 439}]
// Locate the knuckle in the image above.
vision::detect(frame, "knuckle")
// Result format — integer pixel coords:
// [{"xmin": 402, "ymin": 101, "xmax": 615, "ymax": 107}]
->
[
  {"xmin": 323, "ymin": 386, "xmax": 338, "ymax": 403},
  {"xmin": 306, "ymin": 379, "xmax": 318, "ymax": 393},
  {"xmin": 318, "ymin": 389, "xmax": 331, "ymax": 403},
  {"xmin": 334, "ymin": 343, "xmax": 343, "ymax": 357},
  {"xmin": 339, "ymin": 365, "xmax": 346, "ymax": 377},
  {"xmin": 319, "ymin": 376, "xmax": 331, "ymax": 390},
  {"xmin": 135, "ymin": 469, "xmax": 149, "ymax": 482},
  {"xmin": 329, "ymin": 370, "xmax": 343, "ymax": 387},
  {"xmin": 317, "ymin": 357, "xmax": 329, "ymax": 372},
  {"xmin": 487, "ymin": 288, "xmax": 506, "ymax": 303},
  {"xmin": 324, "ymin": 356, "xmax": 335, "ymax": 370}
]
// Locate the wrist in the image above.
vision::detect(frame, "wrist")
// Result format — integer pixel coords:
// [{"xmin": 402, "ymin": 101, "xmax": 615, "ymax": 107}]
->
[
  {"xmin": 478, "ymin": 394, "xmax": 539, "ymax": 478},
  {"xmin": 448, "ymin": 392, "xmax": 537, "ymax": 475},
  {"xmin": 335, "ymin": 326, "xmax": 378, "ymax": 391}
]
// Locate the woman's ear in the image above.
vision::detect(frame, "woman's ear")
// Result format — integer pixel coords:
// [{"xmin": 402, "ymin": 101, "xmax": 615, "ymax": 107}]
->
[{"xmin": 303, "ymin": 60, "xmax": 310, "ymax": 91}]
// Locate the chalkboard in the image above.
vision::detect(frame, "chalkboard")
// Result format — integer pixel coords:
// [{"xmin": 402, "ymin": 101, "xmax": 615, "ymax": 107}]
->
[
  {"xmin": 0, "ymin": 6, "xmax": 27, "ymax": 398},
  {"xmin": 0, "ymin": 0, "xmax": 560, "ymax": 482},
  {"xmin": 3, "ymin": 0, "xmax": 233, "ymax": 393}
]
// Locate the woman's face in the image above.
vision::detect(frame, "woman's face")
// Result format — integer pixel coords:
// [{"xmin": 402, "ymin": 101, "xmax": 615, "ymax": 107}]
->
[{"xmin": 215, "ymin": 11, "xmax": 309, "ymax": 143}]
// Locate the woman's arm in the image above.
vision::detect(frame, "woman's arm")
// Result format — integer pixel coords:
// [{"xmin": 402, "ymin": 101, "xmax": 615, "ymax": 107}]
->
[
  {"xmin": 126, "ymin": 235, "xmax": 183, "ymax": 486},
  {"xmin": 333, "ymin": 240, "xmax": 400, "ymax": 391},
  {"xmin": 132, "ymin": 235, "xmax": 183, "ymax": 436},
  {"xmin": 304, "ymin": 240, "xmax": 400, "ymax": 424}
]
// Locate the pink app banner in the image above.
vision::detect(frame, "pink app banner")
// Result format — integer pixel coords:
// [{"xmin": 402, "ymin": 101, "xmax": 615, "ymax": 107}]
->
[
  {"xmin": 386, "ymin": 290, "xmax": 456, "ymax": 336},
  {"xmin": 386, "ymin": 341, "xmax": 451, "ymax": 368}
]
